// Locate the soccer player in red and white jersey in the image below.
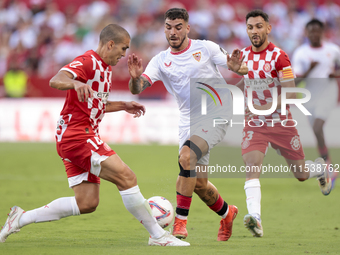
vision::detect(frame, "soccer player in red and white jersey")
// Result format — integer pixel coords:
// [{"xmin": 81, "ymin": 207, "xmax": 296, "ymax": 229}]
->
[
  {"xmin": 292, "ymin": 19, "xmax": 340, "ymax": 188},
  {"xmin": 238, "ymin": 10, "xmax": 332, "ymax": 238},
  {"xmin": 128, "ymin": 8, "xmax": 247, "ymax": 241},
  {"xmin": 0, "ymin": 24, "xmax": 189, "ymax": 247}
]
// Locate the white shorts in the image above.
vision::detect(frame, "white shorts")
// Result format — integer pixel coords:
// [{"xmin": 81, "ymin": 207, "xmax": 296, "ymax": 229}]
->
[
  {"xmin": 179, "ymin": 118, "xmax": 228, "ymax": 165},
  {"xmin": 305, "ymin": 81, "xmax": 339, "ymax": 124}
]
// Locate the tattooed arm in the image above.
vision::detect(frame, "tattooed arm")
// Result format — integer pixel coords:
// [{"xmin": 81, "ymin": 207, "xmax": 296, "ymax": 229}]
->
[
  {"xmin": 128, "ymin": 76, "xmax": 151, "ymax": 95},
  {"xmin": 128, "ymin": 53, "xmax": 151, "ymax": 94}
]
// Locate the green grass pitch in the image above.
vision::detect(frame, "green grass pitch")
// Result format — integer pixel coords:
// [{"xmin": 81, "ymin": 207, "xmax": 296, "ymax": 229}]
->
[{"xmin": 0, "ymin": 143, "xmax": 339, "ymax": 254}]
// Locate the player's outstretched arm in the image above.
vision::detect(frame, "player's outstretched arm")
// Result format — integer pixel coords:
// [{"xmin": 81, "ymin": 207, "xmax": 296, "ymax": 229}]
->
[
  {"xmin": 128, "ymin": 54, "xmax": 151, "ymax": 94},
  {"xmin": 49, "ymin": 70, "xmax": 93, "ymax": 102},
  {"xmin": 227, "ymin": 49, "xmax": 248, "ymax": 75},
  {"xmin": 105, "ymin": 101, "xmax": 146, "ymax": 118}
]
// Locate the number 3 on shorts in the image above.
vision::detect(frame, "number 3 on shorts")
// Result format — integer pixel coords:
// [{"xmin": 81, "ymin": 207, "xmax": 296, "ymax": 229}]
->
[
  {"xmin": 87, "ymin": 137, "xmax": 104, "ymax": 150},
  {"xmin": 243, "ymin": 131, "xmax": 254, "ymax": 141}
]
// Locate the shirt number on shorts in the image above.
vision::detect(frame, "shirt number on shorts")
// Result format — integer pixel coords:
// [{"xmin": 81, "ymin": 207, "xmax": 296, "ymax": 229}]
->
[
  {"xmin": 87, "ymin": 137, "xmax": 103, "ymax": 150},
  {"xmin": 243, "ymin": 131, "xmax": 254, "ymax": 141}
]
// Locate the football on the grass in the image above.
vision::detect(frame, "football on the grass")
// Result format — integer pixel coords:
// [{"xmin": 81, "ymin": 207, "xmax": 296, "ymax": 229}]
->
[{"xmin": 147, "ymin": 196, "xmax": 174, "ymax": 228}]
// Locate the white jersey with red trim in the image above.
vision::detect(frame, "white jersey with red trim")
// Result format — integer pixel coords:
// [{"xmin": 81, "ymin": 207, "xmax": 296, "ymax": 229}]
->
[
  {"xmin": 292, "ymin": 42, "xmax": 340, "ymax": 93},
  {"xmin": 241, "ymin": 42, "xmax": 295, "ymax": 127},
  {"xmin": 142, "ymin": 39, "xmax": 233, "ymax": 128},
  {"xmin": 56, "ymin": 50, "xmax": 112, "ymax": 142}
]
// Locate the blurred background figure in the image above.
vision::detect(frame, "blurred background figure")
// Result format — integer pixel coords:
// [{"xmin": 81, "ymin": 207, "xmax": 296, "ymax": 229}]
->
[
  {"xmin": 3, "ymin": 60, "xmax": 28, "ymax": 97},
  {"xmin": 0, "ymin": 0, "xmax": 339, "ymax": 99}
]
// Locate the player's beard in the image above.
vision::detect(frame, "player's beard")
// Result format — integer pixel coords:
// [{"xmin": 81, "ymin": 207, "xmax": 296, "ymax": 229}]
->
[
  {"xmin": 251, "ymin": 35, "xmax": 266, "ymax": 49},
  {"xmin": 168, "ymin": 36, "xmax": 186, "ymax": 49}
]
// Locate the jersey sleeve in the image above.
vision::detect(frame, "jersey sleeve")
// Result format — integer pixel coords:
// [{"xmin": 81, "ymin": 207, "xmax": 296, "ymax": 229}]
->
[
  {"xmin": 276, "ymin": 51, "xmax": 295, "ymax": 83},
  {"xmin": 291, "ymin": 48, "xmax": 305, "ymax": 77},
  {"xmin": 142, "ymin": 55, "xmax": 161, "ymax": 86},
  {"xmin": 204, "ymin": 40, "xmax": 229, "ymax": 68},
  {"xmin": 60, "ymin": 55, "xmax": 91, "ymax": 82}
]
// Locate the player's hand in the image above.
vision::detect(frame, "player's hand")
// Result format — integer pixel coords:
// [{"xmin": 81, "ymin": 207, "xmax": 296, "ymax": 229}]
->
[
  {"xmin": 310, "ymin": 61, "xmax": 319, "ymax": 70},
  {"xmin": 227, "ymin": 49, "xmax": 246, "ymax": 73},
  {"xmin": 74, "ymin": 82, "xmax": 93, "ymax": 102},
  {"xmin": 128, "ymin": 54, "xmax": 143, "ymax": 79},
  {"xmin": 245, "ymin": 107, "xmax": 255, "ymax": 121},
  {"xmin": 124, "ymin": 101, "xmax": 146, "ymax": 118}
]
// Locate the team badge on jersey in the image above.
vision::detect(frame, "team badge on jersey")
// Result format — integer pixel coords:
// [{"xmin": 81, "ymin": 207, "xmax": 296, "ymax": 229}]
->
[
  {"xmin": 193, "ymin": 52, "xmax": 201, "ymax": 62},
  {"xmin": 263, "ymin": 63, "xmax": 271, "ymax": 72},
  {"xmin": 290, "ymin": 135, "xmax": 301, "ymax": 150}
]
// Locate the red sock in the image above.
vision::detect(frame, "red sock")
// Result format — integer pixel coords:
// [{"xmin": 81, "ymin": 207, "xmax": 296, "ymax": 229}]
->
[
  {"xmin": 209, "ymin": 194, "xmax": 224, "ymax": 212},
  {"xmin": 176, "ymin": 193, "xmax": 192, "ymax": 217}
]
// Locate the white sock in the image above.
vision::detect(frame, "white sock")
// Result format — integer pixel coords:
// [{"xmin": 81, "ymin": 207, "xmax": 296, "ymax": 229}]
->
[
  {"xmin": 221, "ymin": 206, "xmax": 229, "ymax": 219},
  {"xmin": 244, "ymin": 179, "xmax": 261, "ymax": 217},
  {"xmin": 19, "ymin": 197, "xmax": 80, "ymax": 228},
  {"xmin": 305, "ymin": 160, "xmax": 323, "ymax": 179},
  {"xmin": 119, "ymin": 185, "xmax": 165, "ymax": 239},
  {"xmin": 176, "ymin": 215, "xmax": 187, "ymax": 220}
]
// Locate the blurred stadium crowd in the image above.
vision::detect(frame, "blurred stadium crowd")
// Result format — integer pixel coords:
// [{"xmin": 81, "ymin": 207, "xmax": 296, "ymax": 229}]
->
[{"xmin": 0, "ymin": 0, "xmax": 340, "ymax": 97}]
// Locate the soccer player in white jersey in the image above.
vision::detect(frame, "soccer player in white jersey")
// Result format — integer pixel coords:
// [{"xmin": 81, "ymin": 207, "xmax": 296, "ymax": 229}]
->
[
  {"xmin": 0, "ymin": 24, "xmax": 189, "ymax": 247},
  {"xmin": 292, "ymin": 19, "xmax": 340, "ymax": 188},
  {"xmin": 237, "ymin": 10, "xmax": 332, "ymax": 238},
  {"xmin": 128, "ymin": 8, "xmax": 247, "ymax": 241}
]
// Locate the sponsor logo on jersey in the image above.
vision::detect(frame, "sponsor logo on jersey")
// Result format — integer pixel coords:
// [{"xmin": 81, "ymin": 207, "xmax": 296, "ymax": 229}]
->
[
  {"xmin": 164, "ymin": 61, "xmax": 172, "ymax": 67},
  {"xmin": 93, "ymin": 91, "xmax": 109, "ymax": 104},
  {"xmin": 290, "ymin": 135, "xmax": 301, "ymax": 150},
  {"xmin": 263, "ymin": 63, "xmax": 271, "ymax": 72},
  {"xmin": 193, "ymin": 52, "xmax": 201, "ymax": 62}
]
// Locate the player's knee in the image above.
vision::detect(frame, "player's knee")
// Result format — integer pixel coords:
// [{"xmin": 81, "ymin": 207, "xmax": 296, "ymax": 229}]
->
[
  {"xmin": 179, "ymin": 152, "xmax": 193, "ymax": 170},
  {"xmin": 78, "ymin": 198, "xmax": 99, "ymax": 214},
  {"xmin": 313, "ymin": 125, "xmax": 323, "ymax": 137},
  {"xmin": 117, "ymin": 168, "xmax": 137, "ymax": 190}
]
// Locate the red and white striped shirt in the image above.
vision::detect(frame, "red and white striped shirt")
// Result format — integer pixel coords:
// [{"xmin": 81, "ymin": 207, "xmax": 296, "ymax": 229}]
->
[
  {"xmin": 241, "ymin": 42, "xmax": 295, "ymax": 127},
  {"xmin": 56, "ymin": 50, "xmax": 112, "ymax": 142}
]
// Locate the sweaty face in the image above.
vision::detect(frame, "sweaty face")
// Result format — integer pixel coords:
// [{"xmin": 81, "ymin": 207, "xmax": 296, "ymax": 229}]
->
[
  {"xmin": 306, "ymin": 24, "xmax": 322, "ymax": 47},
  {"xmin": 108, "ymin": 36, "xmax": 130, "ymax": 66},
  {"xmin": 164, "ymin": 18, "xmax": 189, "ymax": 50},
  {"xmin": 246, "ymin": 16, "xmax": 270, "ymax": 49}
]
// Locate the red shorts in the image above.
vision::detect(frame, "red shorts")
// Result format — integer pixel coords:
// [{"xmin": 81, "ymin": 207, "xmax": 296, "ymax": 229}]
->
[
  {"xmin": 241, "ymin": 126, "xmax": 305, "ymax": 160},
  {"xmin": 56, "ymin": 136, "xmax": 116, "ymax": 187}
]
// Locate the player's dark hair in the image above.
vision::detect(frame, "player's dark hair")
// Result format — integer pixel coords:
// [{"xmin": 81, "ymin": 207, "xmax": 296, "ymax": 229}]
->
[
  {"xmin": 246, "ymin": 9, "xmax": 269, "ymax": 23},
  {"xmin": 99, "ymin": 24, "xmax": 130, "ymax": 45},
  {"xmin": 164, "ymin": 8, "xmax": 189, "ymax": 22},
  {"xmin": 306, "ymin": 19, "xmax": 324, "ymax": 29}
]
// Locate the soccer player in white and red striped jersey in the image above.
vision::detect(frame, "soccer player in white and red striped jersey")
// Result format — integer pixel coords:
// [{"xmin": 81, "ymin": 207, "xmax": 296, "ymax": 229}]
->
[
  {"xmin": 0, "ymin": 24, "xmax": 189, "ymax": 247},
  {"xmin": 238, "ymin": 10, "xmax": 332, "ymax": 238}
]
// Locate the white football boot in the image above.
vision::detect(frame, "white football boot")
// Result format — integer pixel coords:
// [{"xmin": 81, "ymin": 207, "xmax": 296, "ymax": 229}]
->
[
  {"xmin": 148, "ymin": 231, "xmax": 190, "ymax": 246},
  {"xmin": 243, "ymin": 214, "xmax": 263, "ymax": 237},
  {"xmin": 0, "ymin": 206, "xmax": 25, "ymax": 243},
  {"xmin": 315, "ymin": 158, "xmax": 332, "ymax": 195}
]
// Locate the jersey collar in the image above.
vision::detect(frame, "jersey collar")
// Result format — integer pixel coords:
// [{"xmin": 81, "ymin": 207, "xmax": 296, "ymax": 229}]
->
[
  {"xmin": 170, "ymin": 39, "xmax": 192, "ymax": 55},
  {"xmin": 250, "ymin": 42, "xmax": 274, "ymax": 54},
  {"xmin": 90, "ymin": 50, "xmax": 110, "ymax": 69}
]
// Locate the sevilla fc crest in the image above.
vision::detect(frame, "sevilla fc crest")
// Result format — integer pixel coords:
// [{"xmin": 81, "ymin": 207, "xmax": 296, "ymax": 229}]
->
[{"xmin": 193, "ymin": 52, "xmax": 201, "ymax": 62}]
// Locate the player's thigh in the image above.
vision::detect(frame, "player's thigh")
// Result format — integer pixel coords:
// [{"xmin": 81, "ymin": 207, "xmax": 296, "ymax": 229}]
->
[
  {"xmin": 72, "ymin": 181, "xmax": 100, "ymax": 212},
  {"xmin": 99, "ymin": 154, "xmax": 137, "ymax": 190}
]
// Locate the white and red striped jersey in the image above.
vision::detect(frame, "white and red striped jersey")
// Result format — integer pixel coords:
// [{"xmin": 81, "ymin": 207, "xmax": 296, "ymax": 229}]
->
[
  {"xmin": 56, "ymin": 50, "xmax": 112, "ymax": 142},
  {"xmin": 241, "ymin": 42, "xmax": 295, "ymax": 127}
]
